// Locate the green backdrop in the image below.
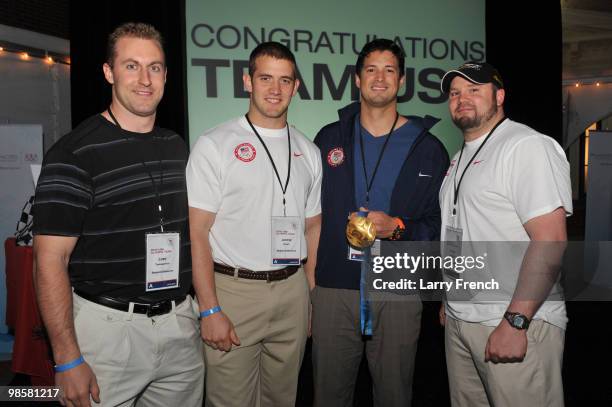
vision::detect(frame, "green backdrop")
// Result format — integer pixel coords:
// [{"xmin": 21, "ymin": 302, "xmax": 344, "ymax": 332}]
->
[{"xmin": 185, "ymin": 0, "xmax": 485, "ymax": 156}]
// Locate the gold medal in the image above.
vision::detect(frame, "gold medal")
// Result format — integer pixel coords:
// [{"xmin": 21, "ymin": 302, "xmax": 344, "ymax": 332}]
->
[{"xmin": 346, "ymin": 211, "xmax": 376, "ymax": 249}]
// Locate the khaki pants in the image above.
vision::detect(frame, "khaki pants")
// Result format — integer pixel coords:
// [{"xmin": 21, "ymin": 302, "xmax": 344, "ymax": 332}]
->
[
  {"xmin": 73, "ymin": 293, "xmax": 204, "ymax": 407},
  {"xmin": 311, "ymin": 286, "xmax": 422, "ymax": 407},
  {"xmin": 204, "ymin": 270, "xmax": 309, "ymax": 407},
  {"xmin": 445, "ymin": 316, "xmax": 565, "ymax": 407}
]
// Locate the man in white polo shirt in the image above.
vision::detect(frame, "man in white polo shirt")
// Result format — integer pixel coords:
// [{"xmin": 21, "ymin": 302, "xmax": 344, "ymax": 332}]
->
[
  {"xmin": 438, "ymin": 62, "xmax": 572, "ymax": 406},
  {"xmin": 186, "ymin": 42, "xmax": 322, "ymax": 407}
]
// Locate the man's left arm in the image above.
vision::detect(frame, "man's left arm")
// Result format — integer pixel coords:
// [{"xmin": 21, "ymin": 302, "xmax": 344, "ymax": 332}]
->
[
  {"xmin": 304, "ymin": 142, "xmax": 323, "ymax": 288},
  {"xmin": 485, "ymin": 207, "xmax": 567, "ymax": 363},
  {"xmin": 303, "ymin": 143, "xmax": 323, "ymax": 337},
  {"xmin": 303, "ymin": 215, "xmax": 321, "ymax": 290}
]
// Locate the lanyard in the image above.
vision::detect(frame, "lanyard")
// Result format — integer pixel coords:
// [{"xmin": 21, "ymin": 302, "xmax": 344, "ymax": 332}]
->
[
  {"xmin": 107, "ymin": 108, "xmax": 166, "ymax": 232},
  {"xmin": 452, "ymin": 117, "xmax": 506, "ymax": 216},
  {"xmin": 244, "ymin": 114, "xmax": 292, "ymax": 216},
  {"xmin": 358, "ymin": 112, "xmax": 399, "ymax": 207}
]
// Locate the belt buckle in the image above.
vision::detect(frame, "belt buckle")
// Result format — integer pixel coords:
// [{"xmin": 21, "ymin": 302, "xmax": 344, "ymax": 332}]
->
[
  {"xmin": 147, "ymin": 300, "xmax": 171, "ymax": 317},
  {"xmin": 266, "ymin": 271, "xmax": 271, "ymax": 283}
]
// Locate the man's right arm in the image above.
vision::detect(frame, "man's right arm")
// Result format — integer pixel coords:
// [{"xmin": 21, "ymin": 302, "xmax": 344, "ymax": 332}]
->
[
  {"xmin": 189, "ymin": 207, "xmax": 240, "ymax": 352},
  {"xmin": 33, "ymin": 235, "xmax": 100, "ymax": 406}
]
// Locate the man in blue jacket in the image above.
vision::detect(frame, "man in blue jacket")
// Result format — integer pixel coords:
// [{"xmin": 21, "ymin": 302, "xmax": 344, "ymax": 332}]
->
[{"xmin": 311, "ymin": 38, "xmax": 449, "ymax": 407}]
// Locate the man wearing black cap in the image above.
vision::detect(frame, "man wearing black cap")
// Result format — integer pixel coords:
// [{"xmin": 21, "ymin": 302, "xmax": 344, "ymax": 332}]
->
[{"xmin": 438, "ymin": 62, "xmax": 572, "ymax": 406}]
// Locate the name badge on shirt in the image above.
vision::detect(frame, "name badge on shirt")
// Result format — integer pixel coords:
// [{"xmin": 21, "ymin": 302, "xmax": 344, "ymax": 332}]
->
[
  {"xmin": 348, "ymin": 245, "xmax": 364, "ymax": 261},
  {"xmin": 271, "ymin": 216, "xmax": 302, "ymax": 265},
  {"xmin": 443, "ymin": 226, "xmax": 463, "ymax": 277},
  {"xmin": 348, "ymin": 239, "xmax": 380, "ymax": 261},
  {"xmin": 145, "ymin": 232, "xmax": 180, "ymax": 291}
]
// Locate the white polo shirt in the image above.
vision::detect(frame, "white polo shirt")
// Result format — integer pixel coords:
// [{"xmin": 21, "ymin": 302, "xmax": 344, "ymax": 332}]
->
[
  {"xmin": 187, "ymin": 116, "xmax": 322, "ymax": 271},
  {"xmin": 439, "ymin": 119, "xmax": 573, "ymax": 329}
]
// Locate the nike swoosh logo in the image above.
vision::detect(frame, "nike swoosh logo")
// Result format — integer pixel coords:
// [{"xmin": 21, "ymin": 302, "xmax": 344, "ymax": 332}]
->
[
  {"xmin": 293, "ymin": 152, "xmax": 303, "ymax": 157},
  {"xmin": 418, "ymin": 172, "xmax": 432, "ymax": 177}
]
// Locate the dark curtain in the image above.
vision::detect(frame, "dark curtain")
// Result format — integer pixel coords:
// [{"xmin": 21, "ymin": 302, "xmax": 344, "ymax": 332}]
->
[
  {"xmin": 70, "ymin": 0, "xmax": 188, "ymax": 141},
  {"xmin": 486, "ymin": 0, "xmax": 562, "ymax": 143}
]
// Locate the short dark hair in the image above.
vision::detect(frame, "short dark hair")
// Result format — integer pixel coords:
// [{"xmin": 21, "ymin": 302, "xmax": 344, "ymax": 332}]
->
[
  {"xmin": 355, "ymin": 38, "xmax": 405, "ymax": 77},
  {"xmin": 106, "ymin": 22, "xmax": 164, "ymax": 66},
  {"xmin": 248, "ymin": 41, "xmax": 297, "ymax": 78}
]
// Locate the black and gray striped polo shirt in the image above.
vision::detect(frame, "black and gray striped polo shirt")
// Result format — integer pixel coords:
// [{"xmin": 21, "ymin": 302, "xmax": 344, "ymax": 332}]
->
[{"xmin": 33, "ymin": 114, "xmax": 192, "ymax": 302}]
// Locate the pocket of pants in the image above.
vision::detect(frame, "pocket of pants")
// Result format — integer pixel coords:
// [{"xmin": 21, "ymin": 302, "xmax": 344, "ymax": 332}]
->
[
  {"xmin": 527, "ymin": 319, "xmax": 550, "ymax": 345},
  {"xmin": 73, "ymin": 305, "xmax": 131, "ymax": 369},
  {"xmin": 173, "ymin": 298, "xmax": 200, "ymax": 341}
]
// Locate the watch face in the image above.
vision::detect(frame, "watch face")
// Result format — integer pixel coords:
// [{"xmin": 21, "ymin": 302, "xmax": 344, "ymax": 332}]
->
[{"xmin": 514, "ymin": 316, "xmax": 525, "ymax": 327}]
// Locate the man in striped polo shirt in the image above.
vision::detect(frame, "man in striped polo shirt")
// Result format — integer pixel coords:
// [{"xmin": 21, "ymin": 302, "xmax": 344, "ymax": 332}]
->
[{"xmin": 32, "ymin": 23, "xmax": 204, "ymax": 407}]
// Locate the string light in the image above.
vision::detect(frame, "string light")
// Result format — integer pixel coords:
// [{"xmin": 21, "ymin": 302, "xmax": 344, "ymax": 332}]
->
[
  {"xmin": 565, "ymin": 78, "xmax": 612, "ymax": 88},
  {"xmin": 0, "ymin": 41, "xmax": 70, "ymax": 65}
]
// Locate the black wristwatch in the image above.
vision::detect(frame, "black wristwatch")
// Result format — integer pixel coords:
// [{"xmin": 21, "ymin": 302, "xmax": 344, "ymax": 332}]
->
[{"xmin": 503, "ymin": 311, "xmax": 530, "ymax": 330}]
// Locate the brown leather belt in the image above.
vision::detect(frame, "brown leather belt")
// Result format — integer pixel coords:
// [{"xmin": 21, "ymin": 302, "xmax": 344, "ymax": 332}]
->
[{"xmin": 213, "ymin": 262, "xmax": 299, "ymax": 282}]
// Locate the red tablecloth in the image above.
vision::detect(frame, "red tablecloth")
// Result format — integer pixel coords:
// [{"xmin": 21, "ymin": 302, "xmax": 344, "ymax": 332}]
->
[{"xmin": 4, "ymin": 238, "xmax": 54, "ymax": 385}]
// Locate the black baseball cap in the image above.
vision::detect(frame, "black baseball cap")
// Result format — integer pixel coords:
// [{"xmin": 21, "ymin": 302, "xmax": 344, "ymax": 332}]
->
[{"xmin": 440, "ymin": 62, "xmax": 504, "ymax": 93}]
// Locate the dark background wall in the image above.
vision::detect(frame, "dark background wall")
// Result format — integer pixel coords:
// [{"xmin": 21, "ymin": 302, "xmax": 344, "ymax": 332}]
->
[
  {"xmin": 486, "ymin": 1, "xmax": 562, "ymax": 143},
  {"xmin": 69, "ymin": 1, "xmax": 188, "ymax": 140},
  {"xmin": 0, "ymin": 0, "xmax": 69, "ymax": 39}
]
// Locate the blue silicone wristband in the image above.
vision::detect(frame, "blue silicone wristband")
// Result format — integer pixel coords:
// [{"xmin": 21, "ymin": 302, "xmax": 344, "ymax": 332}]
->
[
  {"xmin": 54, "ymin": 355, "xmax": 85, "ymax": 373},
  {"xmin": 200, "ymin": 306, "xmax": 222, "ymax": 318}
]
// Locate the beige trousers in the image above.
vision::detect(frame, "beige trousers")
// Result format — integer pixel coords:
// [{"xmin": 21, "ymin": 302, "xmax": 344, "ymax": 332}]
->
[
  {"xmin": 203, "ymin": 270, "xmax": 309, "ymax": 407},
  {"xmin": 73, "ymin": 293, "xmax": 204, "ymax": 407},
  {"xmin": 445, "ymin": 316, "xmax": 565, "ymax": 407}
]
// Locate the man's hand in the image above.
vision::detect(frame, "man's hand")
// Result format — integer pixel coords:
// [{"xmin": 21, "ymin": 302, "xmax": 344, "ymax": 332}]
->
[
  {"xmin": 189, "ymin": 207, "xmax": 240, "ymax": 351},
  {"xmin": 350, "ymin": 207, "xmax": 397, "ymax": 239},
  {"xmin": 439, "ymin": 303, "xmax": 446, "ymax": 327},
  {"xmin": 484, "ymin": 320, "xmax": 528, "ymax": 363},
  {"xmin": 200, "ymin": 312, "xmax": 240, "ymax": 352},
  {"xmin": 34, "ymin": 235, "xmax": 96, "ymax": 406},
  {"xmin": 56, "ymin": 362, "xmax": 100, "ymax": 407},
  {"xmin": 366, "ymin": 211, "xmax": 397, "ymax": 238}
]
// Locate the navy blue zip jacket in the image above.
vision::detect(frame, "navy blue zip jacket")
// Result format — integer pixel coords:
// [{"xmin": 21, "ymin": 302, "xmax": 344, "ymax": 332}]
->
[{"xmin": 313, "ymin": 102, "xmax": 450, "ymax": 290}]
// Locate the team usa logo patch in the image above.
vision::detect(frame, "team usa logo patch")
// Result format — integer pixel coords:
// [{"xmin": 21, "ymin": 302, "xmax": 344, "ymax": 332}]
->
[
  {"xmin": 234, "ymin": 143, "xmax": 256, "ymax": 162},
  {"xmin": 327, "ymin": 147, "xmax": 345, "ymax": 167}
]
